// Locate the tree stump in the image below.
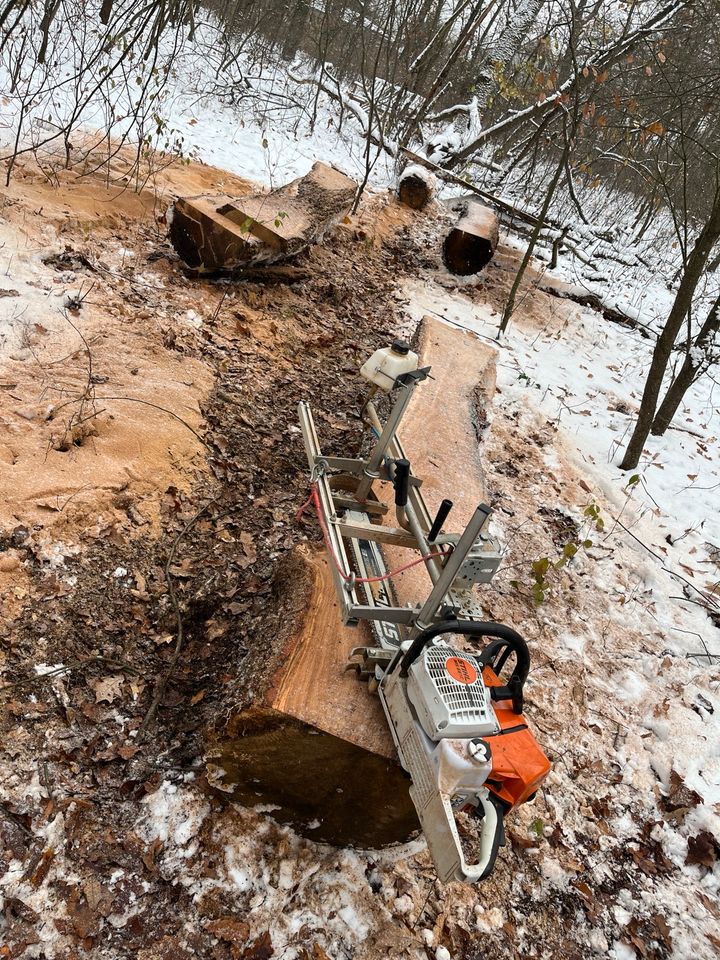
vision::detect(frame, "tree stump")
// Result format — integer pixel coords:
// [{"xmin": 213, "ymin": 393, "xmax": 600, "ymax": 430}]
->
[{"xmin": 443, "ymin": 200, "xmax": 499, "ymax": 275}]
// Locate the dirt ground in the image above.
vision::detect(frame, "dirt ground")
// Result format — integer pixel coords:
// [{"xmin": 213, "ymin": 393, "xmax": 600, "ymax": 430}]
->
[
  {"xmin": 0, "ymin": 146, "xmax": 444, "ymax": 958},
  {"xmin": 1, "ymin": 148, "xmax": 718, "ymax": 960}
]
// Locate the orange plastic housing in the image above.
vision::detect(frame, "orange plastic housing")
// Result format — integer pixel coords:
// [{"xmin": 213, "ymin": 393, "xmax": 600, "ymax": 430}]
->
[{"xmin": 482, "ymin": 666, "xmax": 552, "ymax": 810}]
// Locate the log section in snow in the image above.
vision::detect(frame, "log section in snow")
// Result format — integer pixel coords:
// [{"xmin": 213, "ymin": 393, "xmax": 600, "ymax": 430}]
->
[
  {"xmin": 397, "ymin": 164, "xmax": 435, "ymax": 210},
  {"xmin": 443, "ymin": 199, "xmax": 499, "ymax": 276}
]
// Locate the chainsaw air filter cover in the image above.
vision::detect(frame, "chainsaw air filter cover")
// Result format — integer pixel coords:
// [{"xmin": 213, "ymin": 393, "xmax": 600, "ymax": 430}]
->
[{"xmin": 407, "ymin": 644, "xmax": 500, "ymax": 741}]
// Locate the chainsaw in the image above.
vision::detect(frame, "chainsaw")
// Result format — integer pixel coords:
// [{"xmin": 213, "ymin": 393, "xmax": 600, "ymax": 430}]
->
[{"xmin": 298, "ymin": 341, "xmax": 550, "ymax": 883}]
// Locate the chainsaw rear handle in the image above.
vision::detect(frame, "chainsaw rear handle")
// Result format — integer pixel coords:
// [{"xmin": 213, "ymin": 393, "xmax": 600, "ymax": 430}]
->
[
  {"xmin": 420, "ymin": 788, "xmax": 506, "ymax": 884},
  {"xmin": 399, "ymin": 619, "xmax": 530, "ymax": 714}
]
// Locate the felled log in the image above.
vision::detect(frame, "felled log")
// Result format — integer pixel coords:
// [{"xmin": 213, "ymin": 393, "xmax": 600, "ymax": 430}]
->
[
  {"xmin": 397, "ymin": 164, "xmax": 435, "ymax": 210},
  {"xmin": 443, "ymin": 198, "xmax": 499, "ymax": 276},
  {"xmin": 205, "ymin": 316, "xmax": 497, "ymax": 848},
  {"xmin": 205, "ymin": 546, "xmax": 420, "ymax": 847},
  {"xmin": 169, "ymin": 161, "xmax": 356, "ymax": 273}
]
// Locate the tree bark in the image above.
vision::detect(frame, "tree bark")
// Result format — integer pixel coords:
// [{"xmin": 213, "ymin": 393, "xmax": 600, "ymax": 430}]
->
[
  {"xmin": 620, "ymin": 190, "xmax": 720, "ymax": 469},
  {"xmin": 650, "ymin": 295, "xmax": 720, "ymax": 436}
]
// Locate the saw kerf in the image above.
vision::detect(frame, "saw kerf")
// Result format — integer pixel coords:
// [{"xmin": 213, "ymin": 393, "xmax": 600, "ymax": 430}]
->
[{"xmin": 298, "ymin": 341, "xmax": 551, "ymax": 883}]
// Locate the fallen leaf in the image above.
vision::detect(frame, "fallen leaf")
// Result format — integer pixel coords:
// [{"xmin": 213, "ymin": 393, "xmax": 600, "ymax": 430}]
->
[
  {"xmin": 28, "ymin": 847, "xmax": 55, "ymax": 887},
  {"xmin": 89, "ymin": 675, "xmax": 124, "ymax": 703},
  {"xmin": 240, "ymin": 932, "xmax": 273, "ymax": 960},
  {"xmin": 142, "ymin": 837, "xmax": 164, "ymax": 873},
  {"xmin": 686, "ymin": 831, "xmax": 718, "ymax": 867},
  {"xmin": 663, "ymin": 770, "xmax": 702, "ymax": 812},
  {"xmin": 205, "ymin": 917, "xmax": 250, "ymax": 943}
]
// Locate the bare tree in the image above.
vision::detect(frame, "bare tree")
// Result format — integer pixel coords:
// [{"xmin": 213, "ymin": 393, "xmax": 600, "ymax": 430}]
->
[{"xmin": 620, "ymin": 184, "xmax": 720, "ymax": 470}]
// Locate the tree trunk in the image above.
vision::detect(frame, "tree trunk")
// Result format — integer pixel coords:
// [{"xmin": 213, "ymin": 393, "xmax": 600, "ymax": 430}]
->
[
  {"xmin": 443, "ymin": 199, "xmax": 499, "ymax": 274},
  {"xmin": 650, "ymin": 295, "xmax": 720, "ymax": 436},
  {"xmin": 498, "ymin": 144, "xmax": 568, "ymax": 335},
  {"xmin": 619, "ymin": 190, "xmax": 720, "ymax": 470}
]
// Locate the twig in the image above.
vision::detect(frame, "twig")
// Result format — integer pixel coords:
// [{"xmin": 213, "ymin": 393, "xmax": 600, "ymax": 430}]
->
[
  {"xmin": 136, "ymin": 499, "xmax": 216, "ymax": 742},
  {"xmin": 1, "ymin": 656, "xmax": 142, "ymax": 689},
  {"xmin": 49, "ymin": 395, "xmax": 205, "ymax": 445}
]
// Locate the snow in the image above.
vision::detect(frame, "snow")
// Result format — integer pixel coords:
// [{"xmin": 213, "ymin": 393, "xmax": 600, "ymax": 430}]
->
[
  {"xmin": 1, "ymin": 7, "xmax": 719, "ymax": 958},
  {"xmin": 399, "ymin": 262, "xmax": 720, "ymax": 957}
]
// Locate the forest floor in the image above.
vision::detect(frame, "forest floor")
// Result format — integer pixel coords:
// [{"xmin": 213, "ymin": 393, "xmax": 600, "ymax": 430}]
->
[{"xmin": 0, "ymin": 147, "xmax": 718, "ymax": 960}]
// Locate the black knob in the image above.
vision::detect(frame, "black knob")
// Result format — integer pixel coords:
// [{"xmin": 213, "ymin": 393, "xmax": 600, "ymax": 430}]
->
[
  {"xmin": 393, "ymin": 459, "xmax": 410, "ymax": 507},
  {"xmin": 391, "ymin": 339, "xmax": 410, "ymax": 356}
]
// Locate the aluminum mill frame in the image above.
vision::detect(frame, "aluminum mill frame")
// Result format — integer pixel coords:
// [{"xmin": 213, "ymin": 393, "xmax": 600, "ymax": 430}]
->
[{"xmin": 298, "ymin": 368, "xmax": 494, "ymax": 641}]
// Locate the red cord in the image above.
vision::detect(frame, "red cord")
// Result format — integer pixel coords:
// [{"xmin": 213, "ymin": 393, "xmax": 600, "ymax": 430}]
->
[{"xmin": 300, "ymin": 483, "xmax": 449, "ymax": 584}]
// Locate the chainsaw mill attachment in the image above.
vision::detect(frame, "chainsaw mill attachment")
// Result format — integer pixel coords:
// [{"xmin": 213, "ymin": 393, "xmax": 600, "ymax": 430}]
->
[{"xmin": 298, "ymin": 341, "xmax": 551, "ymax": 883}]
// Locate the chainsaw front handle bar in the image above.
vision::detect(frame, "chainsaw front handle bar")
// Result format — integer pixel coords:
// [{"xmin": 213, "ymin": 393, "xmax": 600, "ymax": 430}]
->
[{"xmin": 400, "ymin": 620, "xmax": 528, "ymax": 675}]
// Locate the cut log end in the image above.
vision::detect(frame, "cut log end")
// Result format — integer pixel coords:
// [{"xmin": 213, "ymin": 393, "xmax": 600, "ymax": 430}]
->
[
  {"xmin": 398, "ymin": 173, "xmax": 433, "ymax": 210},
  {"xmin": 207, "ymin": 710, "xmax": 419, "ymax": 847},
  {"xmin": 443, "ymin": 228, "xmax": 495, "ymax": 276},
  {"xmin": 443, "ymin": 200, "xmax": 499, "ymax": 276}
]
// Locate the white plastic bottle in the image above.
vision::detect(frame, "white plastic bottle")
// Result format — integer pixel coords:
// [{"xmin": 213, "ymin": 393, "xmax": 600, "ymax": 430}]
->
[{"xmin": 359, "ymin": 340, "xmax": 419, "ymax": 392}]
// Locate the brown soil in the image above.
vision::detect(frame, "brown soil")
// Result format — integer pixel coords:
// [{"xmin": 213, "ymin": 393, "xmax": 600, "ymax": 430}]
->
[{"xmin": 0, "ymin": 144, "xmax": 449, "ymax": 960}]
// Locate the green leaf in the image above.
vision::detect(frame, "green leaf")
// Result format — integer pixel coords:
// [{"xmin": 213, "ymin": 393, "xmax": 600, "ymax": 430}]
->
[
  {"xmin": 530, "ymin": 818, "xmax": 544, "ymax": 838},
  {"xmin": 582, "ymin": 539, "xmax": 593, "ymax": 549},
  {"xmin": 627, "ymin": 474, "xmax": 640, "ymax": 486}
]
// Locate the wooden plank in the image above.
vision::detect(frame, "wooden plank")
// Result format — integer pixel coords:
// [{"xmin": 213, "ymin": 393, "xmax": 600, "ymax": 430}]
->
[{"xmin": 383, "ymin": 315, "xmax": 496, "ymax": 607}]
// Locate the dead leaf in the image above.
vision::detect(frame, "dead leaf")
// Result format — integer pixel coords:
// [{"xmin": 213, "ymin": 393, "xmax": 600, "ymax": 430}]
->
[
  {"xmin": 28, "ymin": 847, "xmax": 55, "ymax": 887},
  {"xmin": 240, "ymin": 932, "xmax": 273, "ymax": 960},
  {"xmin": 205, "ymin": 917, "xmax": 251, "ymax": 943},
  {"xmin": 686, "ymin": 831, "xmax": 718, "ymax": 868},
  {"xmin": 298, "ymin": 947, "xmax": 331, "ymax": 960},
  {"xmin": 89, "ymin": 675, "xmax": 124, "ymax": 703},
  {"xmin": 506, "ymin": 828, "xmax": 539, "ymax": 849},
  {"xmin": 663, "ymin": 770, "xmax": 702, "ymax": 813},
  {"xmin": 142, "ymin": 837, "xmax": 164, "ymax": 873}
]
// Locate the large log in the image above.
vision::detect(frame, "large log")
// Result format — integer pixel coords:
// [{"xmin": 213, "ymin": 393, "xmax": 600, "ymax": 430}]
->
[
  {"xmin": 206, "ymin": 316, "xmax": 497, "ymax": 847},
  {"xmin": 397, "ymin": 164, "xmax": 435, "ymax": 210},
  {"xmin": 443, "ymin": 198, "xmax": 499, "ymax": 276},
  {"xmin": 206, "ymin": 546, "xmax": 419, "ymax": 847},
  {"xmin": 168, "ymin": 161, "xmax": 356, "ymax": 273}
]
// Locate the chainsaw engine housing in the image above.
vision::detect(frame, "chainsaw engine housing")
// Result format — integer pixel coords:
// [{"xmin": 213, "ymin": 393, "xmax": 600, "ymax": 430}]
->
[{"xmin": 407, "ymin": 644, "xmax": 500, "ymax": 741}]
